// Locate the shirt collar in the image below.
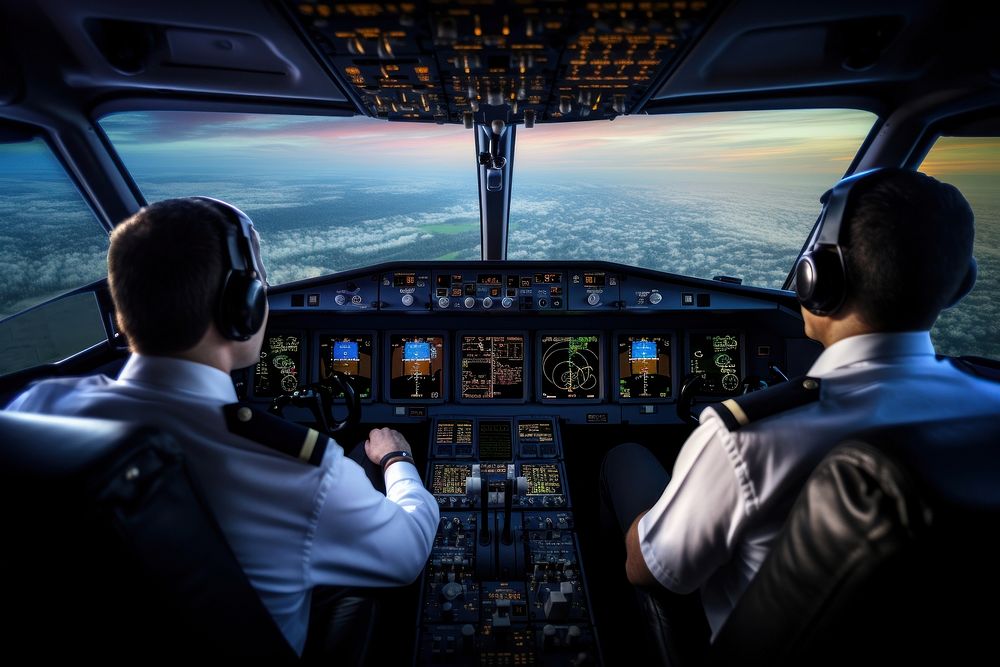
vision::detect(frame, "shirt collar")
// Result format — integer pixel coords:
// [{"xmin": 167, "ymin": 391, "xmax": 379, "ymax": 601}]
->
[
  {"xmin": 807, "ymin": 331, "xmax": 936, "ymax": 377},
  {"xmin": 117, "ymin": 353, "xmax": 238, "ymax": 404}
]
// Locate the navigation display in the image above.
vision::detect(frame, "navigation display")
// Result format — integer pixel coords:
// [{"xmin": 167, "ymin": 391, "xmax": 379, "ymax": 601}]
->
[
  {"xmin": 617, "ymin": 334, "xmax": 672, "ymax": 400},
  {"xmin": 253, "ymin": 333, "xmax": 303, "ymax": 397},
  {"xmin": 459, "ymin": 334, "xmax": 526, "ymax": 400},
  {"xmin": 689, "ymin": 333, "xmax": 742, "ymax": 395},
  {"xmin": 539, "ymin": 334, "xmax": 601, "ymax": 400},
  {"xmin": 389, "ymin": 334, "xmax": 445, "ymax": 400},
  {"xmin": 319, "ymin": 334, "xmax": 373, "ymax": 399}
]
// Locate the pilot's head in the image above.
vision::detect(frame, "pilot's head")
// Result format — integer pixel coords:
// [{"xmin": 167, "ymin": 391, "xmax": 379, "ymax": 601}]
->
[
  {"xmin": 799, "ymin": 168, "xmax": 975, "ymax": 344},
  {"xmin": 108, "ymin": 197, "xmax": 269, "ymax": 370}
]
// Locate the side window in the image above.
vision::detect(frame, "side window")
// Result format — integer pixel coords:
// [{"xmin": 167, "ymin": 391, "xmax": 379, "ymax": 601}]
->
[
  {"xmin": 0, "ymin": 136, "xmax": 110, "ymax": 374},
  {"xmin": 0, "ymin": 292, "xmax": 108, "ymax": 376},
  {"xmin": 921, "ymin": 137, "xmax": 1000, "ymax": 360}
]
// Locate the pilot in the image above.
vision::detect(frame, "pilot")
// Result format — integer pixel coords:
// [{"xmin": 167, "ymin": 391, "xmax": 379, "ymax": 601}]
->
[
  {"xmin": 600, "ymin": 168, "xmax": 1000, "ymax": 657},
  {"xmin": 3, "ymin": 197, "xmax": 440, "ymax": 660}
]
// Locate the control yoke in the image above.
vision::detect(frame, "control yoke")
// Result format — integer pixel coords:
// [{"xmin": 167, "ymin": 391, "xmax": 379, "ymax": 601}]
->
[{"xmin": 268, "ymin": 370, "xmax": 361, "ymax": 435}]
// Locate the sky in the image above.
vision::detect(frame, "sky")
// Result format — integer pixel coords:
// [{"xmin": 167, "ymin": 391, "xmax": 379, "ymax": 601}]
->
[{"xmin": 99, "ymin": 108, "xmax": 880, "ymax": 185}]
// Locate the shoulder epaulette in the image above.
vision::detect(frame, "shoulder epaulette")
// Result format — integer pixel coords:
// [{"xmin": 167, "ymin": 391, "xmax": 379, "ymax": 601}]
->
[
  {"xmin": 711, "ymin": 376, "xmax": 821, "ymax": 432},
  {"xmin": 223, "ymin": 403, "xmax": 328, "ymax": 466}
]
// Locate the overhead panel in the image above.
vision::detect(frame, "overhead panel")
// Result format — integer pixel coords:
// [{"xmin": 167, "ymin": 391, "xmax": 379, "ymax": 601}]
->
[{"xmin": 286, "ymin": 1, "xmax": 718, "ymax": 124}]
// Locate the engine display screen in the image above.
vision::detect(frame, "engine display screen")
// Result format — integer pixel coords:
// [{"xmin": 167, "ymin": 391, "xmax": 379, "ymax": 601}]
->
[
  {"xmin": 319, "ymin": 334, "xmax": 373, "ymax": 399},
  {"xmin": 618, "ymin": 334, "xmax": 672, "ymax": 400},
  {"xmin": 689, "ymin": 333, "xmax": 742, "ymax": 395},
  {"xmin": 539, "ymin": 334, "xmax": 601, "ymax": 400},
  {"xmin": 253, "ymin": 333, "xmax": 303, "ymax": 397},
  {"xmin": 459, "ymin": 334, "xmax": 526, "ymax": 400},
  {"xmin": 389, "ymin": 334, "xmax": 445, "ymax": 400}
]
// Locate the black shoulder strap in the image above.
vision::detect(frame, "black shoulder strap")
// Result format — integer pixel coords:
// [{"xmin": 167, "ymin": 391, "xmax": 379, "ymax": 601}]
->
[
  {"xmin": 947, "ymin": 356, "xmax": 1000, "ymax": 383},
  {"xmin": 712, "ymin": 377, "xmax": 822, "ymax": 432},
  {"xmin": 223, "ymin": 403, "xmax": 328, "ymax": 466}
]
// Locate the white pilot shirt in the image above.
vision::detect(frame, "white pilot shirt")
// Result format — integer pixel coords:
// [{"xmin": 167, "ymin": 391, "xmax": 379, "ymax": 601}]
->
[
  {"xmin": 4, "ymin": 353, "xmax": 440, "ymax": 656},
  {"xmin": 637, "ymin": 331, "xmax": 1000, "ymax": 639}
]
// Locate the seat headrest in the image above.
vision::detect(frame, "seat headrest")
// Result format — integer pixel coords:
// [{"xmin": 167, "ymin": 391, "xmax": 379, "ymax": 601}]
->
[
  {"xmin": 0, "ymin": 411, "xmax": 140, "ymax": 478},
  {"xmin": 839, "ymin": 414, "xmax": 1000, "ymax": 509}
]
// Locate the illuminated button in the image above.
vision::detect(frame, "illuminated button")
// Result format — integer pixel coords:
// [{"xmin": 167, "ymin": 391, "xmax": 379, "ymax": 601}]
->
[
  {"xmin": 464, "ymin": 296, "xmax": 476, "ymax": 309},
  {"xmin": 482, "ymin": 296, "xmax": 493, "ymax": 309},
  {"xmin": 538, "ymin": 297, "xmax": 548, "ymax": 308},
  {"xmin": 438, "ymin": 296, "xmax": 451, "ymax": 309},
  {"xmin": 334, "ymin": 294, "xmax": 346, "ymax": 306},
  {"xmin": 351, "ymin": 294, "xmax": 363, "ymax": 305},
  {"xmin": 649, "ymin": 292, "xmax": 663, "ymax": 305},
  {"xmin": 501, "ymin": 296, "xmax": 513, "ymax": 309},
  {"xmin": 587, "ymin": 292, "xmax": 600, "ymax": 306},
  {"xmin": 401, "ymin": 294, "xmax": 414, "ymax": 307}
]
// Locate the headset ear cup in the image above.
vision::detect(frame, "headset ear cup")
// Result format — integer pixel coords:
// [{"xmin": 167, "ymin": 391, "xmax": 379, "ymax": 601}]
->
[
  {"xmin": 220, "ymin": 273, "xmax": 266, "ymax": 340},
  {"xmin": 796, "ymin": 247, "xmax": 846, "ymax": 315},
  {"xmin": 946, "ymin": 257, "xmax": 978, "ymax": 309},
  {"xmin": 245, "ymin": 278, "xmax": 267, "ymax": 334},
  {"xmin": 795, "ymin": 254, "xmax": 818, "ymax": 305}
]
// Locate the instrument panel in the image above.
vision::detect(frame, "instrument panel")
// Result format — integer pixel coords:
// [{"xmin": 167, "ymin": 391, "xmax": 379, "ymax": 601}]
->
[{"xmin": 247, "ymin": 261, "xmax": 819, "ymax": 424}]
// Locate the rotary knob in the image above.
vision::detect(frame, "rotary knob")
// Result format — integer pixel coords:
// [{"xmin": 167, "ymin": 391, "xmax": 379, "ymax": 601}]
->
[
  {"xmin": 649, "ymin": 292, "xmax": 663, "ymax": 305},
  {"xmin": 587, "ymin": 292, "xmax": 600, "ymax": 306},
  {"xmin": 334, "ymin": 294, "xmax": 346, "ymax": 306},
  {"xmin": 464, "ymin": 296, "xmax": 476, "ymax": 309},
  {"xmin": 441, "ymin": 581, "xmax": 464, "ymax": 602},
  {"xmin": 438, "ymin": 296, "xmax": 450, "ymax": 309},
  {"xmin": 501, "ymin": 296, "xmax": 513, "ymax": 309},
  {"xmin": 401, "ymin": 294, "xmax": 414, "ymax": 307},
  {"xmin": 482, "ymin": 296, "xmax": 493, "ymax": 309}
]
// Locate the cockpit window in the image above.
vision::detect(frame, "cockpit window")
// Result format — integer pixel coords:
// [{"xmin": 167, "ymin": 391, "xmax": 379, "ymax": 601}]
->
[
  {"xmin": 509, "ymin": 109, "xmax": 876, "ymax": 289},
  {"xmin": 921, "ymin": 136, "xmax": 1000, "ymax": 360},
  {"xmin": 99, "ymin": 112, "xmax": 481, "ymax": 285},
  {"xmin": 0, "ymin": 137, "xmax": 109, "ymax": 320}
]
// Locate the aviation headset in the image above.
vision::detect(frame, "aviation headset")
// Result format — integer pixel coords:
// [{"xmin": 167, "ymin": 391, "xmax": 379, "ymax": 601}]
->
[
  {"xmin": 794, "ymin": 168, "xmax": 978, "ymax": 315},
  {"xmin": 191, "ymin": 196, "xmax": 268, "ymax": 341}
]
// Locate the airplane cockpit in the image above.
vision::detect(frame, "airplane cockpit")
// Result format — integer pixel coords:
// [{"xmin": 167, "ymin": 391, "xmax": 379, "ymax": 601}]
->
[{"xmin": 1, "ymin": 1, "xmax": 998, "ymax": 664}]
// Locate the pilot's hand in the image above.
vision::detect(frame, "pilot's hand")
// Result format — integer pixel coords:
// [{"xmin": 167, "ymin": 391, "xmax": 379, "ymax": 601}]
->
[{"xmin": 365, "ymin": 427, "xmax": 413, "ymax": 466}]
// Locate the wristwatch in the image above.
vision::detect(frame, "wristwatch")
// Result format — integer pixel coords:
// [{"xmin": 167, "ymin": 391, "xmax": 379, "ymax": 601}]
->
[{"xmin": 379, "ymin": 450, "xmax": 414, "ymax": 472}]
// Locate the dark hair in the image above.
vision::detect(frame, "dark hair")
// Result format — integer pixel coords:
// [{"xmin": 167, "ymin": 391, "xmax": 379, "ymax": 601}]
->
[
  {"xmin": 841, "ymin": 168, "xmax": 975, "ymax": 330},
  {"xmin": 108, "ymin": 198, "xmax": 230, "ymax": 355}
]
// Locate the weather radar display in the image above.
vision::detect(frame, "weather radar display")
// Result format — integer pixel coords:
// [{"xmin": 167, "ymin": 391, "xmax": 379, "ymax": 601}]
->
[
  {"xmin": 253, "ymin": 333, "xmax": 302, "ymax": 397},
  {"xmin": 689, "ymin": 333, "xmax": 742, "ymax": 395},
  {"xmin": 618, "ymin": 334, "xmax": 672, "ymax": 399},
  {"xmin": 540, "ymin": 334, "xmax": 601, "ymax": 400},
  {"xmin": 389, "ymin": 334, "xmax": 445, "ymax": 400}
]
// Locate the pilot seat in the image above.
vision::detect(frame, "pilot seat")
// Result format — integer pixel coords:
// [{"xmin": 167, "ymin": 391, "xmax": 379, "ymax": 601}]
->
[
  {"xmin": 645, "ymin": 413, "xmax": 1000, "ymax": 666},
  {"xmin": 0, "ymin": 411, "xmax": 297, "ymax": 661}
]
